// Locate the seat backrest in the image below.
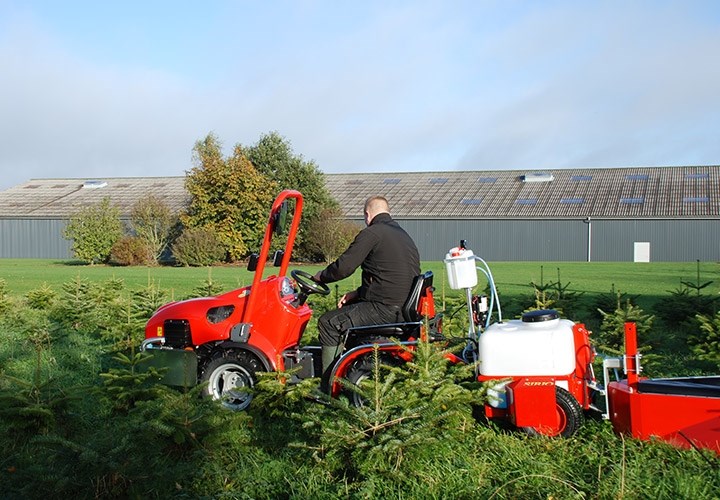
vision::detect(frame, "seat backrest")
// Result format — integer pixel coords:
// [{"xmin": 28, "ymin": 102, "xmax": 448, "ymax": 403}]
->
[{"xmin": 402, "ymin": 271, "xmax": 434, "ymax": 322}]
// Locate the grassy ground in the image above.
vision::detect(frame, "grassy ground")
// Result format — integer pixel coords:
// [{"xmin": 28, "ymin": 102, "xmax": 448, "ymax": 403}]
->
[{"xmin": 2, "ymin": 258, "xmax": 718, "ymax": 303}]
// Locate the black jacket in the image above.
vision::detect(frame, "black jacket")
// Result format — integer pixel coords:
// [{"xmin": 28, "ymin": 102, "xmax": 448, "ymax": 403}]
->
[{"xmin": 318, "ymin": 213, "xmax": 420, "ymax": 306}]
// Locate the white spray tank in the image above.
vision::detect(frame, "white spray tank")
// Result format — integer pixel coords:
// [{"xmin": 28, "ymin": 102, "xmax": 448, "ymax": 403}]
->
[
  {"xmin": 444, "ymin": 241, "xmax": 478, "ymax": 290},
  {"xmin": 444, "ymin": 241, "xmax": 576, "ymax": 409}
]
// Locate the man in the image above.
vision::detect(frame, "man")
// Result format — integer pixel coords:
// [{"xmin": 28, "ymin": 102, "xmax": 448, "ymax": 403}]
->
[{"xmin": 313, "ymin": 196, "xmax": 420, "ymax": 375}]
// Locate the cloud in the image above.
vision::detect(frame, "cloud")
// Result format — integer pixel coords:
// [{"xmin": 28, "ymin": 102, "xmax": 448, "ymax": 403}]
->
[{"xmin": 0, "ymin": 1, "xmax": 718, "ymax": 192}]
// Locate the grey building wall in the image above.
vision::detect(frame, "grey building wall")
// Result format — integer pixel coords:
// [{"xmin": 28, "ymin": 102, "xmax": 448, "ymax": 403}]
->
[
  {"xmin": 0, "ymin": 218, "xmax": 72, "ymax": 258},
  {"xmin": 394, "ymin": 218, "xmax": 719, "ymax": 262},
  {"xmin": 1, "ymin": 216, "xmax": 717, "ymax": 262}
]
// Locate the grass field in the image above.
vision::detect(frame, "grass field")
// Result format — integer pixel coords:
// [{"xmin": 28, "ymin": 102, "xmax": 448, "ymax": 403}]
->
[{"xmin": 2, "ymin": 258, "xmax": 718, "ymax": 313}]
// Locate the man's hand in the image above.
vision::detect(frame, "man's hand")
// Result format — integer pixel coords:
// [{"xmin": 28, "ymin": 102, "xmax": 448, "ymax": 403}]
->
[
  {"xmin": 338, "ymin": 290, "xmax": 359, "ymax": 308},
  {"xmin": 312, "ymin": 271, "xmax": 323, "ymax": 282}
]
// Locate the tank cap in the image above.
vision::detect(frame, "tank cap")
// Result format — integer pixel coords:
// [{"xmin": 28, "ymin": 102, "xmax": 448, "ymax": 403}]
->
[{"xmin": 521, "ymin": 309, "xmax": 559, "ymax": 323}]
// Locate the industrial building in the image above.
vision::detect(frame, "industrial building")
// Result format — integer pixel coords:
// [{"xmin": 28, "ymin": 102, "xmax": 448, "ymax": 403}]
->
[{"xmin": 0, "ymin": 165, "xmax": 718, "ymax": 262}]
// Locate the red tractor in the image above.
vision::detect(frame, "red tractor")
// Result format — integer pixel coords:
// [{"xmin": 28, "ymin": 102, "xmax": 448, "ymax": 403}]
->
[{"xmin": 141, "ymin": 190, "xmax": 439, "ymax": 409}]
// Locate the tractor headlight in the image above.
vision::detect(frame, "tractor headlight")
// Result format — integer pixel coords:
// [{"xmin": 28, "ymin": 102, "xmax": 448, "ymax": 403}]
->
[{"xmin": 280, "ymin": 277, "xmax": 295, "ymax": 298}]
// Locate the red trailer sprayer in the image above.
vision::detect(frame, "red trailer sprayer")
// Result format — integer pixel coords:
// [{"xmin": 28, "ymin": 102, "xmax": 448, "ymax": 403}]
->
[
  {"xmin": 443, "ymin": 242, "xmax": 601, "ymax": 437},
  {"xmin": 446, "ymin": 242, "xmax": 720, "ymax": 451}
]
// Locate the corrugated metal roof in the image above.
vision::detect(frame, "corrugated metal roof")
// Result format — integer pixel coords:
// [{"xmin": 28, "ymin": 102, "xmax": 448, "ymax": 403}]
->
[
  {"xmin": 325, "ymin": 166, "xmax": 720, "ymax": 219},
  {"xmin": 0, "ymin": 177, "xmax": 188, "ymax": 217},
  {"xmin": 0, "ymin": 166, "xmax": 718, "ymax": 219}
]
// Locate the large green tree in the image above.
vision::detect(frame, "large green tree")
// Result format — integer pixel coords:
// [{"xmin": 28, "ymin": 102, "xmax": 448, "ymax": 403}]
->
[
  {"xmin": 182, "ymin": 133, "xmax": 276, "ymax": 261},
  {"xmin": 63, "ymin": 197, "xmax": 123, "ymax": 265},
  {"xmin": 245, "ymin": 131, "xmax": 338, "ymax": 260}
]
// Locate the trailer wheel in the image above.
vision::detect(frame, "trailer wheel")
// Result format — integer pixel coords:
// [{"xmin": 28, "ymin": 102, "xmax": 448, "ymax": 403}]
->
[
  {"xmin": 522, "ymin": 386, "xmax": 584, "ymax": 438},
  {"xmin": 200, "ymin": 351, "xmax": 262, "ymax": 411},
  {"xmin": 345, "ymin": 354, "xmax": 402, "ymax": 408}
]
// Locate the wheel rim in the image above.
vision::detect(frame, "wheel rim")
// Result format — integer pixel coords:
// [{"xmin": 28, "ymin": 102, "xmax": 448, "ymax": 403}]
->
[
  {"xmin": 350, "ymin": 371, "xmax": 370, "ymax": 407},
  {"xmin": 529, "ymin": 403, "xmax": 568, "ymax": 437},
  {"xmin": 208, "ymin": 362, "xmax": 254, "ymax": 411}
]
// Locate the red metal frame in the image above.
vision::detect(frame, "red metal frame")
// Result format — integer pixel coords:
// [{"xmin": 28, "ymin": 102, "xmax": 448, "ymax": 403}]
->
[{"xmin": 607, "ymin": 323, "xmax": 720, "ymax": 454}]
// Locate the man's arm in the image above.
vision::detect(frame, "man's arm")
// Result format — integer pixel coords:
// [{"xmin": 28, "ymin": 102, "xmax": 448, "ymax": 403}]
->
[{"xmin": 313, "ymin": 229, "xmax": 378, "ymax": 283}]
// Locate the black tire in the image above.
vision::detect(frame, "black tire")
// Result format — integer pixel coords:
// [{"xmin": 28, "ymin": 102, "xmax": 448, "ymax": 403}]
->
[
  {"xmin": 344, "ymin": 353, "xmax": 402, "ymax": 408},
  {"xmin": 522, "ymin": 386, "xmax": 584, "ymax": 438},
  {"xmin": 200, "ymin": 351, "xmax": 263, "ymax": 411}
]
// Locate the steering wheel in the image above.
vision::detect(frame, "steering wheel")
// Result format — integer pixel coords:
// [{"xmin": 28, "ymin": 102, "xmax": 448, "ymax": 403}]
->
[{"xmin": 291, "ymin": 269, "xmax": 330, "ymax": 296}]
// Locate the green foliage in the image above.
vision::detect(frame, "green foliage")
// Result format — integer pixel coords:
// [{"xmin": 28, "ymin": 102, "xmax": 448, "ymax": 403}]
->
[
  {"xmin": 24, "ymin": 282, "xmax": 57, "ymax": 310},
  {"xmin": 1, "ymin": 263, "xmax": 720, "ymax": 498},
  {"xmin": 187, "ymin": 269, "xmax": 225, "ymax": 298},
  {"xmin": 171, "ymin": 226, "xmax": 226, "ymax": 266},
  {"xmin": 597, "ymin": 292, "xmax": 654, "ymax": 354},
  {"xmin": 245, "ymin": 131, "xmax": 339, "ymax": 261},
  {"xmin": 299, "ymin": 342, "xmax": 483, "ymax": 484},
  {"xmin": 693, "ymin": 311, "xmax": 720, "ymax": 365},
  {"xmin": 0, "ymin": 278, "xmax": 13, "ymax": 316},
  {"xmin": 524, "ymin": 265, "xmax": 584, "ymax": 318},
  {"xmin": 109, "ymin": 235, "xmax": 154, "ymax": 266},
  {"xmin": 130, "ymin": 193, "xmax": 179, "ymax": 264},
  {"xmin": 305, "ymin": 205, "xmax": 361, "ymax": 263},
  {"xmin": 47, "ymin": 276, "xmax": 98, "ymax": 335},
  {"xmin": 183, "ymin": 133, "xmax": 277, "ymax": 260},
  {"xmin": 99, "ymin": 351, "xmax": 166, "ymax": 414},
  {"xmin": 0, "ymin": 373, "xmax": 78, "ymax": 440},
  {"xmin": 62, "ymin": 197, "xmax": 124, "ymax": 264}
]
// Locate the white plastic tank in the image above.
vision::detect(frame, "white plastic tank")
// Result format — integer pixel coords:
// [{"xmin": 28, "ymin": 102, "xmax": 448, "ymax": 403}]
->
[
  {"xmin": 444, "ymin": 247, "xmax": 478, "ymax": 289},
  {"xmin": 479, "ymin": 310, "xmax": 576, "ymax": 377}
]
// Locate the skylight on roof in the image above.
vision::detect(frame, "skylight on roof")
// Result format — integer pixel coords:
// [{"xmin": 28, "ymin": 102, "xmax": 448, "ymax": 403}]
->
[
  {"xmin": 383, "ymin": 178, "xmax": 400, "ymax": 184},
  {"xmin": 560, "ymin": 198, "xmax": 584, "ymax": 204},
  {"xmin": 460, "ymin": 198, "xmax": 482, "ymax": 205},
  {"xmin": 82, "ymin": 180, "xmax": 107, "ymax": 189},
  {"xmin": 685, "ymin": 173, "xmax": 709, "ymax": 180},
  {"xmin": 477, "ymin": 177, "xmax": 497, "ymax": 183},
  {"xmin": 429, "ymin": 178, "xmax": 448, "ymax": 184},
  {"xmin": 683, "ymin": 196, "xmax": 709, "ymax": 203},
  {"xmin": 515, "ymin": 198, "xmax": 538, "ymax": 205},
  {"xmin": 620, "ymin": 197, "xmax": 644, "ymax": 204},
  {"xmin": 522, "ymin": 172, "xmax": 554, "ymax": 183},
  {"xmin": 625, "ymin": 174, "xmax": 649, "ymax": 181}
]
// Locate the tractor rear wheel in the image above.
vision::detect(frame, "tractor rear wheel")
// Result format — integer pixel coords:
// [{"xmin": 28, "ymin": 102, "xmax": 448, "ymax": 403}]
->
[
  {"xmin": 345, "ymin": 353, "xmax": 402, "ymax": 408},
  {"xmin": 200, "ymin": 351, "xmax": 263, "ymax": 411},
  {"xmin": 522, "ymin": 386, "xmax": 583, "ymax": 438}
]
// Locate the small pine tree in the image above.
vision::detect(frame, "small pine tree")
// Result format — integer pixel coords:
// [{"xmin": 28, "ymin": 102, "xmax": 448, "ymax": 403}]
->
[
  {"xmin": 693, "ymin": 312, "xmax": 720, "ymax": 366},
  {"xmin": 597, "ymin": 292, "xmax": 654, "ymax": 354}
]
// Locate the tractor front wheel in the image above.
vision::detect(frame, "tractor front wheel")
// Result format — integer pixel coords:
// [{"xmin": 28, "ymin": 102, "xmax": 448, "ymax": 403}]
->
[
  {"xmin": 522, "ymin": 386, "xmax": 583, "ymax": 438},
  {"xmin": 200, "ymin": 351, "xmax": 262, "ymax": 411}
]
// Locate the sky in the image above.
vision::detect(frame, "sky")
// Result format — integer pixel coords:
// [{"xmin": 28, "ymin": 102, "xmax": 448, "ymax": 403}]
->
[{"xmin": 1, "ymin": 0, "xmax": 719, "ymax": 191}]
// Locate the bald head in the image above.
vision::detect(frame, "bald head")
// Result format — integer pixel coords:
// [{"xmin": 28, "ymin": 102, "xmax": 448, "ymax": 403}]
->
[{"xmin": 364, "ymin": 196, "xmax": 390, "ymax": 225}]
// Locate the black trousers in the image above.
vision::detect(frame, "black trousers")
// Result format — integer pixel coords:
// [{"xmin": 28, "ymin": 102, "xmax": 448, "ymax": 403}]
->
[{"xmin": 318, "ymin": 301, "xmax": 402, "ymax": 347}]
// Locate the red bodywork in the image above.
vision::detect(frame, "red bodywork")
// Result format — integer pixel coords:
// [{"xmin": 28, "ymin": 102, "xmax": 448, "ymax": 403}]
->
[
  {"xmin": 144, "ymin": 190, "xmax": 313, "ymax": 372},
  {"xmin": 607, "ymin": 323, "xmax": 720, "ymax": 454},
  {"xmin": 480, "ymin": 323, "xmax": 596, "ymax": 436}
]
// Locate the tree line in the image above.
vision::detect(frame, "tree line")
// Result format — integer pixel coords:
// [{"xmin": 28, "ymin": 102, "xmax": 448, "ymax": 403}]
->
[{"xmin": 63, "ymin": 131, "xmax": 360, "ymax": 266}]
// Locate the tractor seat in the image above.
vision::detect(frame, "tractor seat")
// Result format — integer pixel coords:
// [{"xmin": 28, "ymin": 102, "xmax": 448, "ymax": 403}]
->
[{"xmin": 344, "ymin": 271, "xmax": 436, "ymax": 346}]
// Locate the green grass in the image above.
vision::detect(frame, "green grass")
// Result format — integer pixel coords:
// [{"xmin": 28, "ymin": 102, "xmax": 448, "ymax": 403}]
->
[{"xmin": 2, "ymin": 258, "xmax": 718, "ymax": 301}]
